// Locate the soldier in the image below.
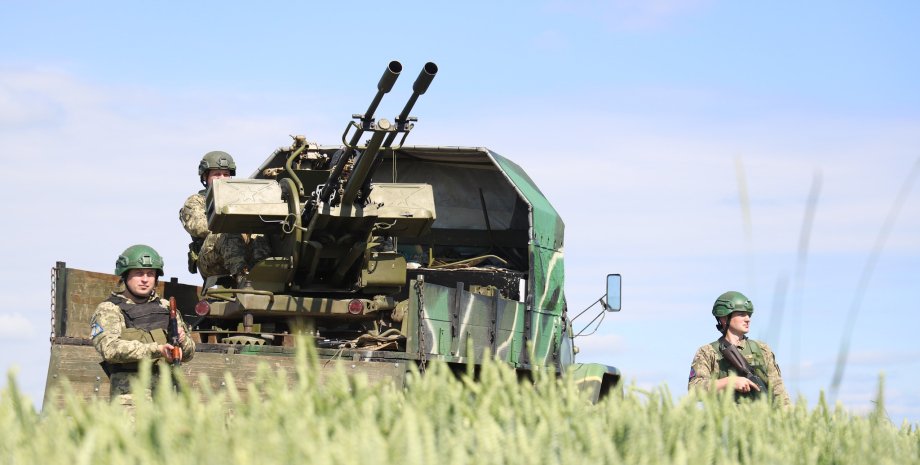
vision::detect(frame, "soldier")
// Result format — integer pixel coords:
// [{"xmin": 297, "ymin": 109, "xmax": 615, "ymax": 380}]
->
[
  {"xmin": 688, "ymin": 291, "xmax": 791, "ymax": 406},
  {"xmin": 89, "ymin": 245, "xmax": 196, "ymax": 404},
  {"xmin": 179, "ymin": 150, "xmax": 270, "ymax": 287}
]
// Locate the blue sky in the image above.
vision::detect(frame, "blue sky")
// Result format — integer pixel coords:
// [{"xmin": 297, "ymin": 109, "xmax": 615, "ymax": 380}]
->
[{"xmin": 1, "ymin": 1, "xmax": 919, "ymax": 423}]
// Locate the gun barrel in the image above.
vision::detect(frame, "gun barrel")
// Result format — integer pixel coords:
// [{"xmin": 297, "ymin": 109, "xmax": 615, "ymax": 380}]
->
[
  {"xmin": 366, "ymin": 61, "xmax": 402, "ymax": 120},
  {"xmin": 341, "ymin": 119, "xmax": 391, "ymax": 205},
  {"xmin": 383, "ymin": 62, "xmax": 438, "ymax": 148},
  {"xmin": 358, "ymin": 63, "xmax": 438, "ymax": 204},
  {"xmin": 400, "ymin": 62, "xmax": 438, "ymax": 122},
  {"xmin": 321, "ymin": 61, "xmax": 402, "ymax": 202},
  {"xmin": 168, "ymin": 297, "xmax": 182, "ymax": 366}
]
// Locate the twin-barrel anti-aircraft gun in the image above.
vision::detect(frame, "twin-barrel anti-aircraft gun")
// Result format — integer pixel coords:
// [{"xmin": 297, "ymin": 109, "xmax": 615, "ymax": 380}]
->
[{"xmin": 44, "ymin": 61, "xmax": 623, "ymax": 403}]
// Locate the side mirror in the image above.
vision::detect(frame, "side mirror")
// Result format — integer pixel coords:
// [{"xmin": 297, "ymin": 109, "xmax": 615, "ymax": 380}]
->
[{"xmin": 605, "ymin": 274, "xmax": 622, "ymax": 312}]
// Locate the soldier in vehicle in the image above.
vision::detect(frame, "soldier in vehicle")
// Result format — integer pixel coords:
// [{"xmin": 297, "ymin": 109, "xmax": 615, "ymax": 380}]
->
[
  {"xmin": 179, "ymin": 150, "xmax": 270, "ymax": 287},
  {"xmin": 89, "ymin": 245, "xmax": 195, "ymax": 404},
  {"xmin": 688, "ymin": 291, "xmax": 791, "ymax": 406}
]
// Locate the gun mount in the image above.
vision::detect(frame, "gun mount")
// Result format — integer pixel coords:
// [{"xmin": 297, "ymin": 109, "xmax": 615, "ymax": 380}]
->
[{"xmin": 205, "ymin": 61, "xmax": 439, "ymax": 299}]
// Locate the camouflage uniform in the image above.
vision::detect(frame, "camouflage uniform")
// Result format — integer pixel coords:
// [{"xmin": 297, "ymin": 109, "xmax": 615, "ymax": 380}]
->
[
  {"xmin": 180, "ymin": 190, "xmax": 271, "ymax": 278},
  {"xmin": 688, "ymin": 338, "xmax": 791, "ymax": 407},
  {"xmin": 90, "ymin": 286, "xmax": 196, "ymax": 404}
]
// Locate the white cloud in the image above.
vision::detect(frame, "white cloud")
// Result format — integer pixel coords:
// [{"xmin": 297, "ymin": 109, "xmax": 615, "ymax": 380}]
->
[
  {"xmin": 573, "ymin": 332, "xmax": 627, "ymax": 356},
  {"xmin": 0, "ymin": 67, "xmax": 83, "ymax": 127},
  {"xmin": 0, "ymin": 313, "xmax": 36, "ymax": 340}
]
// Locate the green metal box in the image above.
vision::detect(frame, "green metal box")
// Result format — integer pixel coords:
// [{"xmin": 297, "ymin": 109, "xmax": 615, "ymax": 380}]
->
[{"xmin": 206, "ymin": 179, "xmax": 289, "ymax": 233}]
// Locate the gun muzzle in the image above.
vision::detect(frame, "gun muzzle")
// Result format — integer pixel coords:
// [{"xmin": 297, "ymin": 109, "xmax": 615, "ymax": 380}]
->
[
  {"xmin": 378, "ymin": 61, "xmax": 402, "ymax": 93},
  {"xmin": 412, "ymin": 62, "xmax": 438, "ymax": 95},
  {"xmin": 382, "ymin": 62, "xmax": 439, "ymax": 149},
  {"xmin": 363, "ymin": 61, "xmax": 402, "ymax": 124}
]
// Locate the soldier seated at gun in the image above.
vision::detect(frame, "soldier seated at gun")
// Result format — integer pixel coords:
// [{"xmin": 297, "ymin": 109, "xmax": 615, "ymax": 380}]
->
[{"xmin": 180, "ymin": 150, "xmax": 271, "ymax": 288}]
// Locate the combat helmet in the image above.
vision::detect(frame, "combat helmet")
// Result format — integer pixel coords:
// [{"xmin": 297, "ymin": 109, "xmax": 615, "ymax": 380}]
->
[
  {"xmin": 198, "ymin": 150, "xmax": 236, "ymax": 186},
  {"xmin": 712, "ymin": 291, "xmax": 753, "ymax": 317},
  {"xmin": 115, "ymin": 244, "xmax": 165, "ymax": 277}
]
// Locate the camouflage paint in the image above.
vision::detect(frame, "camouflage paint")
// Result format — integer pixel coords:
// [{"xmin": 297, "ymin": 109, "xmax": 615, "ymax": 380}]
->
[
  {"xmin": 568, "ymin": 362, "xmax": 622, "ymax": 403},
  {"xmin": 488, "ymin": 150, "xmax": 566, "ymax": 367},
  {"xmin": 406, "ymin": 278, "xmax": 525, "ymax": 365}
]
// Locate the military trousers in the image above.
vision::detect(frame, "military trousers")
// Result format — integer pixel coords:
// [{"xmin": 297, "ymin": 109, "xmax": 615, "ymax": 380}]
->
[{"xmin": 197, "ymin": 232, "xmax": 271, "ymax": 278}]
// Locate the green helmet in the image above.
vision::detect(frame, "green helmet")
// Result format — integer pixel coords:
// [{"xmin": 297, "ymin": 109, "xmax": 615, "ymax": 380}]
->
[
  {"xmin": 198, "ymin": 150, "xmax": 236, "ymax": 184},
  {"xmin": 115, "ymin": 244, "xmax": 165, "ymax": 277},
  {"xmin": 712, "ymin": 291, "xmax": 754, "ymax": 317}
]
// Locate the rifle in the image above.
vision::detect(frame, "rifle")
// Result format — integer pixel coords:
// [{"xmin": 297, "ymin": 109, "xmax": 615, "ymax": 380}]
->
[
  {"xmin": 167, "ymin": 297, "xmax": 182, "ymax": 367},
  {"xmin": 718, "ymin": 337, "xmax": 768, "ymax": 397}
]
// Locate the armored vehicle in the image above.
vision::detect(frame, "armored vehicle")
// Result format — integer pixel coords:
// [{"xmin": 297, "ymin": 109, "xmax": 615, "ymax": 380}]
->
[{"xmin": 44, "ymin": 61, "xmax": 622, "ymax": 404}]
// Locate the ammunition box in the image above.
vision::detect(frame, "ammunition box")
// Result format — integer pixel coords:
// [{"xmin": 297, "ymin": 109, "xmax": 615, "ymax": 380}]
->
[
  {"xmin": 206, "ymin": 179, "xmax": 289, "ymax": 233},
  {"xmin": 361, "ymin": 251, "xmax": 407, "ymax": 289},
  {"xmin": 367, "ymin": 183, "xmax": 436, "ymax": 237}
]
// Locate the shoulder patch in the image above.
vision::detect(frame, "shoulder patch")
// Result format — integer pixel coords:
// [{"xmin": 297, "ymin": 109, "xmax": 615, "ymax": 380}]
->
[
  {"xmin": 688, "ymin": 367, "xmax": 696, "ymax": 381},
  {"xmin": 90, "ymin": 322, "xmax": 104, "ymax": 338}
]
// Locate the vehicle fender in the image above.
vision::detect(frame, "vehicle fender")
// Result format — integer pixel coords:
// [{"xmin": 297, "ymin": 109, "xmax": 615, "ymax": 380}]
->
[{"xmin": 567, "ymin": 362, "xmax": 621, "ymax": 403}]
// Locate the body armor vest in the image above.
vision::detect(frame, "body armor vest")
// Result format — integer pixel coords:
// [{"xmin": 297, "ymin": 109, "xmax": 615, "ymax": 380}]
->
[
  {"xmin": 103, "ymin": 294, "xmax": 172, "ymax": 396},
  {"xmin": 106, "ymin": 294, "xmax": 169, "ymax": 332},
  {"xmin": 710, "ymin": 338, "xmax": 770, "ymax": 400}
]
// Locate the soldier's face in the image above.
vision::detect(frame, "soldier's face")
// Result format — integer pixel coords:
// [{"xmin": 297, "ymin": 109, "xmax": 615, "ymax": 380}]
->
[
  {"xmin": 206, "ymin": 169, "xmax": 232, "ymax": 186},
  {"xmin": 125, "ymin": 269, "xmax": 157, "ymax": 297},
  {"xmin": 726, "ymin": 311, "xmax": 751, "ymax": 335}
]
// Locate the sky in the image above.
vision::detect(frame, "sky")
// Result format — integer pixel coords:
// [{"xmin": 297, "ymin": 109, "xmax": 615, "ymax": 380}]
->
[{"xmin": 1, "ymin": 1, "xmax": 919, "ymax": 423}]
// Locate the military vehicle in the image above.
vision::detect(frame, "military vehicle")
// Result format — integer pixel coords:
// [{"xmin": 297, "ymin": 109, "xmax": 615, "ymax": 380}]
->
[{"xmin": 44, "ymin": 61, "xmax": 622, "ymax": 404}]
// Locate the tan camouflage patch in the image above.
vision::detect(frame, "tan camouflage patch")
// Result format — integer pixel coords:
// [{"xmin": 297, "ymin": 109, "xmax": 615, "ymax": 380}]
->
[
  {"xmin": 688, "ymin": 343, "xmax": 718, "ymax": 392},
  {"xmin": 756, "ymin": 341, "xmax": 791, "ymax": 407},
  {"xmin": 179, "ymin": 191, "xmax": 210, "ymax": 238}
]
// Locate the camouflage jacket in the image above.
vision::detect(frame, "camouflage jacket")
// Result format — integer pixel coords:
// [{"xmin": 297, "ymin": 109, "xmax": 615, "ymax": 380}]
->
[
  {"xmin": 688, "ymin": 338, "xmax": 791, "ymax": 406},
  {"xmin": 179, "ymin": 190, "xmax": 209, "ymax": 239},
  {"xmin": 90, "ymin": 289, "xmax": 196, "ymax": 364}
]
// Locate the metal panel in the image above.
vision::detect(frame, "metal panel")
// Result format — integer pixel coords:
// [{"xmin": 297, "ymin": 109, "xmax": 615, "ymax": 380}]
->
[
  {"xmin": 406, "ymin": 278, "xmax": 524, "ymax": 365},
  {"xmin": 56, "ymin": 267, "xmax": 200, "ymax": 338},
  {"xmin": 63, "ymin": 269, "xmax": 121, "ymax": 338},
  {"xmin": 44, "ymin": 340, "xmax": 410, "ymax": 407},
  {"xmin": 206, "ymin": 178, "xmax": 288, "ymax": 233}
]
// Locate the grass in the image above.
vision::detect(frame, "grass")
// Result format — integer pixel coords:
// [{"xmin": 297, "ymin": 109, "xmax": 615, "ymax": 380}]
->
[{"xmin": 2, "ymin": 346, "xmax": 918, "ymax": 465}]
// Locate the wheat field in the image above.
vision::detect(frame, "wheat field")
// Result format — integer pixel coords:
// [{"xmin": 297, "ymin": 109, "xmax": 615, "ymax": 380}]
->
[{"xmin": 2, "ymin": 346, "xmax": 918, "ymax": 465}]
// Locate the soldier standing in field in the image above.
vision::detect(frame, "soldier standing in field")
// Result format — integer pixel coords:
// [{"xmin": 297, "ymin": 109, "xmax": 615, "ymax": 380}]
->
[
  {"xmin": 688, "ymin": 291, "xmax": 791, "ymax": 406},
  {"xmin": 179, "ymin": 150, "xmax": 270, "ymax": 287},
  {"xmin": 89, "ymin": 245, "xmax": 196, "ymax": 405}
]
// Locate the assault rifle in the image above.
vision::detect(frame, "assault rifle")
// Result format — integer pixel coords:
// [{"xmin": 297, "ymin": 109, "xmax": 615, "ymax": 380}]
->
[
  {"xmin": 167, "ymin": 297, "xmax": 182, "ymax": 367},
  {"xmin": 718, "ymin": 337, "xmax": 768, "ymax": 397}
]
